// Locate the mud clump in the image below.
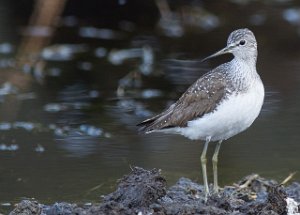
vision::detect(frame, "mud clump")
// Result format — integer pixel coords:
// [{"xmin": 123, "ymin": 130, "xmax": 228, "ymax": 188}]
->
[
  {"xmin": 9, "ymin": 167, "xmax": 300, "ymax": 215},
  {"xmin": 90, "ymin": 167, "xmax": 167, "ymax": 214}
]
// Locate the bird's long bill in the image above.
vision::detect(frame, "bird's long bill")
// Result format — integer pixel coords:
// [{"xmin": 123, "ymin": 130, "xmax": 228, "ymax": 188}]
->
[{"xmin": 201, "ymin": 45, "xmax": 233, "ymax": 62}]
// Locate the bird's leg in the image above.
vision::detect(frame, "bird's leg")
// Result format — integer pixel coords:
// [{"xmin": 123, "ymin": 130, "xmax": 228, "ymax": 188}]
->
[
  {"xmin": 200, "ymin": 138, "xmax": 210, "ymax": 199},
  {"xmin": 212, "ymin": 140, "xmax": 222, "ymax": 194}
]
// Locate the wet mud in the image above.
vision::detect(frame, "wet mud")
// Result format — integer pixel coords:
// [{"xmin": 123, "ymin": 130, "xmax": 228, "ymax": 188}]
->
[{"xmin": 9, "ymin": 167, "xmax": 300, "ymax": 215}]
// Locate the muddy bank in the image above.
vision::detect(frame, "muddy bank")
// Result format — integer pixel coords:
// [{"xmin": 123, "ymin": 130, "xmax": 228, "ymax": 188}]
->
[{"xmin": 9, "ymin": 167, "xmax": 300, "ymax": 215}]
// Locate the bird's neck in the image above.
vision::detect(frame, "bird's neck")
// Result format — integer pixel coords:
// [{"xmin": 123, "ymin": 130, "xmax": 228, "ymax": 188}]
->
[
  {"xmin": 230, "ymin": 56, "xmax": 257, "ymax": 74},
  {"xmin": 233, "ymin": 55, "xmax": 257, "ymax": 69},
  {"xmin": 228, "ymin": 57, "xmax": 260, "ymax": 91}
]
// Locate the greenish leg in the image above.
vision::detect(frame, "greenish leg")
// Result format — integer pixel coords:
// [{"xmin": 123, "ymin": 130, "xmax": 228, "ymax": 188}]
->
[
  {"xmin": 200, "ymin": 138, "xmax": 210, "ymax": 199},
  {"xmin": 212, "ymin": 140, "xmax": 222, "ymax": 194}
]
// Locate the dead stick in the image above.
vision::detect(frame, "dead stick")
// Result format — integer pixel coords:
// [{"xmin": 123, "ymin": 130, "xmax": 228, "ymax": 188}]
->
[{"xmin": 280, "ymin": 172, "xmax": 297, "ymax": 185}]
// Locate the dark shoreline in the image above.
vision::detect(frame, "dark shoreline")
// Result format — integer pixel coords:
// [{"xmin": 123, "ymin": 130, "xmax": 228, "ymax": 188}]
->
[{"xmin": 8, "ymin": 167, "xmax": 300, "ymax": 214}]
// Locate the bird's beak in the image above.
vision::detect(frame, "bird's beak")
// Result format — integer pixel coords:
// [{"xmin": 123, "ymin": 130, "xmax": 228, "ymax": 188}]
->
[{"xmin": 201, "ymin": 45, "xmax": 234, "ymax": 62}]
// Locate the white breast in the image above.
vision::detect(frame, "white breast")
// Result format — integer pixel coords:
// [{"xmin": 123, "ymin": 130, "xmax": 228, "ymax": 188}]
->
[{"xmin": 178, "ymin": 79, "xmax": 264, "ymax": 141}]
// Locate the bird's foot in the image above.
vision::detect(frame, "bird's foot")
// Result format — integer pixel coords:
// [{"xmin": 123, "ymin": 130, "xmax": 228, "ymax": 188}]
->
[
  {"xmin": 213, "ymin": 185, "xmax": 223, "ymax": 194},
  {"xmin": 203, "ymin": 185, "xmax": 224, "ymax": 202},
  {"xmin": 203, "ymin": 193, "xmax": 209, "ymax": 203}
]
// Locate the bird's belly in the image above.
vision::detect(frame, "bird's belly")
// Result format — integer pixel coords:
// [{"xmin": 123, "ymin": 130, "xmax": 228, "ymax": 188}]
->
[{"xmin": 181, "ymin": 84, "xmax": 264, "ymax": 141}]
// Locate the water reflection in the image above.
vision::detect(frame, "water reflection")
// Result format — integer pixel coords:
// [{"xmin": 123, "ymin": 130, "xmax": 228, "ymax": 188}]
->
[
  {"xmin": 108, "ymin": 99, "xmax": 153, "ymax": 129},
  {"xmin": 261, "ymin": 88, "xmax": 281, "ymax": 116},
  {"xmin": 282, "ymin": 8, "xmax": 300, "ymax": 26},
  {"xmin": 162, "ymin": 59, "xmax": 209, "ymax": 86},
  {"xmin": 156, "ymin": 0, "xmax": 220, "ymax": 37},
  {"xmin": 42, "ymin": 44, "xmax": 88, "ymax": 61},
  {"xmin": 51, "ymin": 83, "xmax": 110, "ymax": 157},
  {"xmin": 79, "ymin": 27, "xmax": 126, "ymax": 40}
]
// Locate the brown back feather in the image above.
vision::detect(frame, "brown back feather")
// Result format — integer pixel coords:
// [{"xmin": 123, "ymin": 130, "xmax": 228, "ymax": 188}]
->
[{"xmin": 137, "ymin": 69, "xmax": 232, "ymax": 133}]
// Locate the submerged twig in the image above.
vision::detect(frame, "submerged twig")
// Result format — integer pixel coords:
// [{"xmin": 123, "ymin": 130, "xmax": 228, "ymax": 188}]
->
[{"xmin": 85, "ymin": 183, "xmax": 104, "ymax": 196}]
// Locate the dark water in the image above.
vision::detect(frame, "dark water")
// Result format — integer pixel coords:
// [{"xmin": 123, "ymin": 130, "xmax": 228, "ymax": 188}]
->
[{"xmin": 1, "ymin": 0, "xmax": 300, "ymax": 211}]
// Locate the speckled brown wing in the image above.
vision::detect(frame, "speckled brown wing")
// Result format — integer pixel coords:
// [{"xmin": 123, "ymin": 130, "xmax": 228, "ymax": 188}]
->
[{"xmin": 137, "ymin": 70, "xmax": 231, "ymax": 133}]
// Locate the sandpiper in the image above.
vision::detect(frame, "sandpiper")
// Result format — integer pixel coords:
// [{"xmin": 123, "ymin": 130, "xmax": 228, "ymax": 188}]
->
[{"xmin": 137, "ymin": 28, "xmax": 264, "ymax": 199}]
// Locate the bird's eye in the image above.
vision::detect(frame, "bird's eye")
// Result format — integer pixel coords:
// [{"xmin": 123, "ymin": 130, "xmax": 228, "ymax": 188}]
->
[{"xmin": 239, "ymin": 40, "xmax": 246, "ymax": 45}]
